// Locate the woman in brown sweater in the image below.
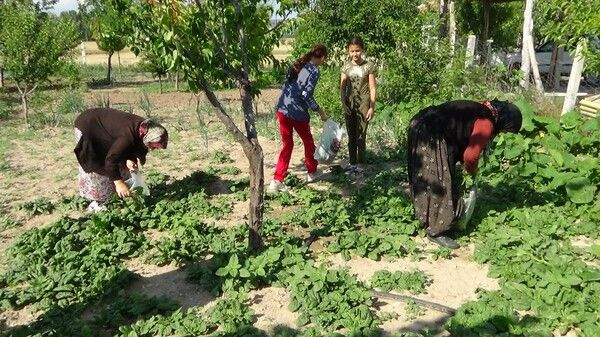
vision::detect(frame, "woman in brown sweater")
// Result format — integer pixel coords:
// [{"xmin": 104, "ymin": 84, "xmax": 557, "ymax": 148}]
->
[{"xmin": 74, "ymin": 108, "xmax": 168, "ymax": 210}]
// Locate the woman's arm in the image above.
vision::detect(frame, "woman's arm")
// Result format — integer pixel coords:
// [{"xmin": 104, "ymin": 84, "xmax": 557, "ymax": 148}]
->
[
  {"xmin": 105, "ymin": 137, "xmax": 133, "ymax": 197},
  {"xmin": 302, "ymin": 69, "xmax": 328, "ymax": 120},
  {"xmin": 463, "ymin": 118, "xmax": 494, "ymax": 175}
]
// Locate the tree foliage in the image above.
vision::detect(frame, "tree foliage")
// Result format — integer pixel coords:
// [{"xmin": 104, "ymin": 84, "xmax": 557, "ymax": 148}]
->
[
  {"xmin": 0, "ymin": 0, "xmax": 78, "ymax": 125},
  {"xmin": 294, "ymin": 0, "xmax": 433, "ymax": 61},
  {"xmin": 536, "ymin": 0, "xmax": 600, "ymax": 74},
  {"xmin": 123, "ymin": 0, "xmax": 304, "ymax": 249}
]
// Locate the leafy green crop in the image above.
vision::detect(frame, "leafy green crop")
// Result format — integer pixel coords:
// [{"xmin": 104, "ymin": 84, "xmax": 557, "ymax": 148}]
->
[{"xmin": 370, "ymin": 270, "xmax": 430, "ymax": 295}]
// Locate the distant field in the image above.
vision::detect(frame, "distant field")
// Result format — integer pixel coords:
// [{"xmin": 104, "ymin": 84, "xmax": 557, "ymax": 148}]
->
[{"xmin": 72, "ymin": 40, "xmax": 294, "ymax": 65}]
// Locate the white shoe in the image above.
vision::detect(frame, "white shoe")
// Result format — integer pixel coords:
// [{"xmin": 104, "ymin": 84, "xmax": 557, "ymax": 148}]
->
[
  {"xmin": 87, "ymin": 200, "xmax": 107, "ymax": 213},
  {"xmin": 306, "ymin": 169, "xmax": 323, "ymax": 183},
  {"xmin": 268, "ymin": 180, "xmax": 289, "ymax": 193}
]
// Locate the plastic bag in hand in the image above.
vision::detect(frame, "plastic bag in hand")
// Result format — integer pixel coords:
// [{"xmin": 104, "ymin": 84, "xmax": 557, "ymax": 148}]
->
[
  {"xmin": 125, "ymin": 171, "xmax": 150, "ymax": 196},
  {"xmin": 314, "ymin": 119, "xmax": 345, "ymax": 164}
]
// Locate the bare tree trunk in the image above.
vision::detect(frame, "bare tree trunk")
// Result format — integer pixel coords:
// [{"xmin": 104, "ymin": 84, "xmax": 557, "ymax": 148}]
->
[
  {"xmin": 158, "ymin": 75, "xmax": 163, "ymax": 94},
  {"xmin": 439, "ymin": 0, "xmax": 448, "ymax": 38},
  {"xmin": 527, "ymin": 34, "xmax": 544, "ymax": 92},
  {"xmin": 448, "ymin": 0, "xmax": 456, "ymax": 53},
  {"xmin": 483, "ymin": 0, "xmax": 491, "ymax": 43},
  {"xmin": 107, "ymin": 52, "xmax": 113, "ymax": 83},
  {"xmin": 520, "ymin": 0, "xmax": 534, "ymax": 88},
  {"xmin": 0, "ymin": 68, "xmax": 4, "ymax": 88},
  {"xmin": 175, "ymin": 71, "xmax": 180, "ymax": 91},
  {"xmin": 553, "ymin": 48, "xmax": 563, "ymax": 90},
  {"xmin": 16, "ymin": 85, "xmax": 29, "ymax": 128},
  {"xmin": 562, "ymin": 40, "xmax": 586, "ymax": 115},
  {"xmin": 117, "ymin": 51, "xmax": 122, "ymax": 80},
  {"xmin": 233, "ymin": 0, "xmax": 264, "ymax": 251}
]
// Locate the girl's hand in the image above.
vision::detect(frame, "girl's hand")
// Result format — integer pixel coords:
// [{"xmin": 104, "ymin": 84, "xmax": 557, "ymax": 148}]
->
[
  {"xmin": 114, "ymin": 180, "xmax": 131, "ymax": 198},
  {"xmin": 126, "ymin": 160, "xmax": 138, "ymax": 172},
  {"xmin": 366, "ymin": 107, "xmax": 374, "ymax": 121}
]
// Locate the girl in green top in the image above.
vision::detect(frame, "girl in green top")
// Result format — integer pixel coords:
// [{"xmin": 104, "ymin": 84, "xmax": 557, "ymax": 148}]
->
[{"xmin": 340, "ymin": 37, "xmax": 377, "ymax": 177}]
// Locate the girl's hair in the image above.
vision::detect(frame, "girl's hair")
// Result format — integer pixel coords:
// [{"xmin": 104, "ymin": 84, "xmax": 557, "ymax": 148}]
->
[
  {"xmin": 347, "ymin": 37, "xmax": 365, "ymax": 49},
  {"xmin": 287, "ymin": 44, "xmax": 328, "ymax": 81}
]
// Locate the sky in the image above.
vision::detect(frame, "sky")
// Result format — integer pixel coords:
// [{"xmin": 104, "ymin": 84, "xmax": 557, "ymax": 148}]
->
[
  {"xmin": 47, "ymin": 0, "xmax": 291, "ymax": 17},
  {"xmin": 48, "ymin": 0, "xmax": 80, "ymax": 14}
]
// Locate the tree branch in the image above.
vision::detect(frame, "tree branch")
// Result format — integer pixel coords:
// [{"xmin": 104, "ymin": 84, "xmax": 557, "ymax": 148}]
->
[
  {"xmin": 267, "ymin": 10, "xmax": 292, "ymax": 34},
  {"xmin": 198, "ymin": 75, "xmax": 249, "ymax": 147}
]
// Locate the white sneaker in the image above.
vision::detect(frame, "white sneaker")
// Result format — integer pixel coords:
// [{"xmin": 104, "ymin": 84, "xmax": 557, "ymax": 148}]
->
[
  {"xmin": 268, "ymin": 180, "xmax": 289, "ymax": 193},
  {"xmin": 306, "ymin": 169, "xmax": 323, "ymax": 183},
  {"xmin": 87, "ymin": 200, "xmax": 107, "ymax": 213}
]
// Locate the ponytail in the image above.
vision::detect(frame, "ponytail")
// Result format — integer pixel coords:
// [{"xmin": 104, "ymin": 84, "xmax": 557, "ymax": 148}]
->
[{"xmin": 287, "ymin": 44, "xmax": 328, "ymax": 81}]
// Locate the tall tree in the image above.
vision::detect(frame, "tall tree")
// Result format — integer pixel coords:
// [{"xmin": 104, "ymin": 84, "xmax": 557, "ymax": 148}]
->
[
  {"xmin": 125, "ymin": 0, "xmax": 301, "ymax": 250},
  {"xmin": 0, "ymin": 1, "xmax": 78, "ymax": 126},
  {"xmin": 87, "ymin": 0, "xmax": 129, "ymax": 82}
]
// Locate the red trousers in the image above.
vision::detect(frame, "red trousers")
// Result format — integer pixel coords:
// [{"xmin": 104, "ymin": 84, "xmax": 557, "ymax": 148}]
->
[{"xmin": 274, "ymin": 111, "xmax": 318, "ymax": 182}]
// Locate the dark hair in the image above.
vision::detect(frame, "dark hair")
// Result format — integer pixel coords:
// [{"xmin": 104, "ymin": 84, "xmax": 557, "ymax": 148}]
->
[
  {"xmin": 347, "ymin": 37, "xmax": 365, "ymax": 49},
  {"xmin": 491, "ymin": 99, "xmax": 522, "ymax": 133},
  {"xmin": 287, "ymin": 44, "xmax": 328, "ymax": 81}
]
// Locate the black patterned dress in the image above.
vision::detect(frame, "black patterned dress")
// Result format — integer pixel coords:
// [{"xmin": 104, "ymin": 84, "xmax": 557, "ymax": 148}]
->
[{"xmin": 407, "ymin": 100, "xmax": 497, "ymax": 236}]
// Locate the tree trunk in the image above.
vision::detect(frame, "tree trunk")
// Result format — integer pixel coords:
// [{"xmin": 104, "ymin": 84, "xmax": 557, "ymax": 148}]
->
[
  {"xmin": 17, "ymin": 85, "xmax": 29, "ymax": 128},
  {"xmin": 553, "ymin": 48, "xmax": 563, "ymax": 90},
  {"xmin": 117, "ymin": 51, "xmax": 122, "ymax": 80},
  {"xmin": 439, "ymin": 0, "xmax": 448, "ymax": 38},
  {"xmin": 175, "ymin": 72, "xmax": 180, "ymax": 91},
  {"xmin": 520, "ymin": 0, "xmax": 534, "ymax": 88},
  {"xmin": 159, "ymin": 75, "xmax": 163, "ymax": 94},
  {"xmin": 0, "ymin": 68, "xmax": 4, "ymax": 88},
  {"xmin": 526, "ymin": 32, "xmax": 544, "ymax": 92},
  {"xmin": 448, "ymin": 0, "xmax": 456, "ymax": 53},
  {"xmin": 233, "ymin": 0, "xmax": 264, "ymax": 251},
  {"xmin": 562, "ymin": 40, "xmax": 586, "ymax": 115},
  {"xmin": 107, "ymin": 52, "xmax": 113, "ymax": 83},
  {"xmin": 483, "ymin": 0, "xmax": 491, "ymax": 43}
]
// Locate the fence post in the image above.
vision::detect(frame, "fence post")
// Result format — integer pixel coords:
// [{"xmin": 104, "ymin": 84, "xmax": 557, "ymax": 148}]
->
[
  {"xmin": 465, "ymin": 35, "xmax": 477, "ymax": 68},
  {"xmin": 562, "ymin": 40, "xmax": 586, "ymax": 115}
]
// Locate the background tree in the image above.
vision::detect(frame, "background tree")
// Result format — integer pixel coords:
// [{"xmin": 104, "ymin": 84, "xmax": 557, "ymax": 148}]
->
[
  {"xmin": 87, "ymin": 0, "xmax": 129, "ymax": 83},
  {"xmin": 125, "ymin": 0, "xmax": 302, "ymax": 250},
  {"xmin": 0, "ymin": 1, "xmax": 78, "ymax": 126}
]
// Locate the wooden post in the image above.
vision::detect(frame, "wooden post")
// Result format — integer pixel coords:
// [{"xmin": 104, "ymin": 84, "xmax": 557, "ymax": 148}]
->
[
  {"xmin": 562, "ymin": 40, "xmax": 586, "ymax": 115},
  {"xmin": 527, "ymin": 38, "xmax": 544, "ymax": 92},
  {"xmin": 520, "ymin": 0, "xmax": 534, "ymax": 88},
  {"xmin": 465, "ymin": 35, "xmax": 477, "ymax": 68},
  {"xmin": 449, "ymin": 0, "xmax": 457, "ymax": 53},
  {"xmin": 80, "ymin": 42, "xmax": 86, "ymax": 65}
]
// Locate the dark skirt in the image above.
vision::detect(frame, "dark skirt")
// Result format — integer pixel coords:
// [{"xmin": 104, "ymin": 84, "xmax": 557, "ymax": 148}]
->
[{"xmin": 407, "ymin": 117, "xmax": 464, "ymax": 236}]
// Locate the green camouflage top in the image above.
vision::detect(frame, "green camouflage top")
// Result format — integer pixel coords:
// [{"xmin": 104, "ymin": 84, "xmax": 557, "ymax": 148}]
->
[{"xmin": 342, "ymin": 60, "xmax": 376, "ymax": 113}]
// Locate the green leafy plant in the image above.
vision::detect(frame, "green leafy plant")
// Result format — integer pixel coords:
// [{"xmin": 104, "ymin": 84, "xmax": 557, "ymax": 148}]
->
[{"xmin": 370, "ymin": 270, "xmax": 430, "ymax": 295}]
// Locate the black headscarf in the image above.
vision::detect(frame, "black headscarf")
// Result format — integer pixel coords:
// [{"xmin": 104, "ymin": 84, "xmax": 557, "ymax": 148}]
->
[{"xmin": 491, "ymin": 99, "xmax": 522, "ymax": 133}]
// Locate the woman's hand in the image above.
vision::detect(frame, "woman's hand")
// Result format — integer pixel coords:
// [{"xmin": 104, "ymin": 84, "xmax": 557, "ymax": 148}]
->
[
  {"xmin": 114, "ymin": 180, "xmax": 131, "ymax": 198},
  {"xmin": 319, "ymin": 110, "xmax": 329, "ymax": 121},
  {"xmin": 366, "ymin": 107, "xmax": 374, "ymax": 121},
  {"xmin": 126, "ymin": 160, "xmax": 138, "ymax": 172}
]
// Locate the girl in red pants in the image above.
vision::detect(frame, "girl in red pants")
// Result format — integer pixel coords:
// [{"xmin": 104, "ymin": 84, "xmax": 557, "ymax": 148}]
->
[{"xmin": 269, "ymin": 44, "xmax": 329, "ymax": 193}]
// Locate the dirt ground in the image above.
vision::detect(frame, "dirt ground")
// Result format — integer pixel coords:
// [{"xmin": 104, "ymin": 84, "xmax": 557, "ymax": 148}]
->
[{"xmin": 0, "ymin": 82, "xmax": 499, "ymax": 335}]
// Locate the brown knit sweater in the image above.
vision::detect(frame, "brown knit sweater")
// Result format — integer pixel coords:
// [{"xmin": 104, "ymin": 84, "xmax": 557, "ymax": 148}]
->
[{"xmin": 74, "ymin": 108, "xmax": 148, "ymax": 180}]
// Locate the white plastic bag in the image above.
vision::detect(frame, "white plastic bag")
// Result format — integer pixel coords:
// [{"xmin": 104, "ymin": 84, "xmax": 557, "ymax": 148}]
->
[
  {"xmin": 125, "ymin": 171, "xmax": 150, "ymax": 196},
  {"xmin": 456, "ymin": 183, "xmax": 478, "ymax": 231},
  {"xmin": 314, "ymin": 119, "xmax": 345, "ymax": 164}
]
